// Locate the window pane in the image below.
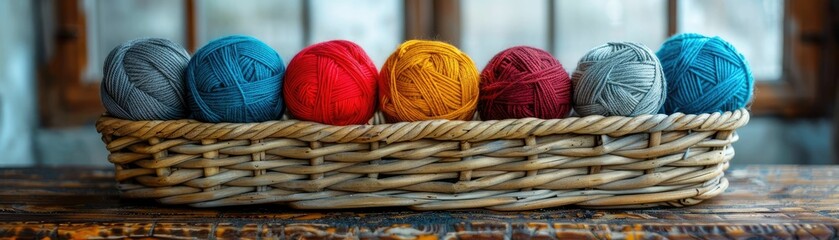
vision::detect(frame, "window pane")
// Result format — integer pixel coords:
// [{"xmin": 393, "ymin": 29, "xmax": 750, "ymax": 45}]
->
[
  {"xmin": 461, "ymin": 0, "xmax": 548, "ymax": 68},
  {"xmin": 678, "ymin": 0, "xmax": 783, "ymax": 81},
  {"xmin": 84, "ymin": 0, "xmax": 186, "ymax": 81},
  {"xmin": 554, "ymin": 0, "xmax": 667, "ymax": 72},
  {"xmin": 199, "ymin": 0, "xmax": 304, "ymax": 64},
  {"xmin": 309, "ymin": 0, "xmax": 402, "ymax": 67}
]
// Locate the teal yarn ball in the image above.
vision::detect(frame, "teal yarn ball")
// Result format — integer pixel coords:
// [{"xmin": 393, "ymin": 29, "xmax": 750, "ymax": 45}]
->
[
  {"xmin": 185, "ymin": 35, "xmax": 285, "ymax": 123},
  {"xmin": 100, "ymin": 38, "xmax": 190, "ymax": 120},
  {"xmin": 572, "ymin": 42, "xmax": 666, "ymax": 117},
  {"xmin": 657, "ymin": 33, "xmax": 754, "ymax": 114}
]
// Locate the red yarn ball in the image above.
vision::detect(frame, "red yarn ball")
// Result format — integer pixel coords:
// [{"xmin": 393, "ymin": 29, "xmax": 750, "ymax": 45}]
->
[
  {"xmin": 479, "ymin": 46, "xmax": 572, "ymax": 120},
  {"xmin": 284, "ymin": 40, "xmax": 378, "ymax": 125}
]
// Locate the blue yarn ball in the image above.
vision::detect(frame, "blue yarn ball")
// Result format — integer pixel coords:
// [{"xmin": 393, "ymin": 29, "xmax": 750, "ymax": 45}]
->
[
  {"xmin": 185, "ymin": 35, "xmax": 285, "ymax": 123},
  {"xmin": 656, "ymin": 33, "xmax": 754, "ymax": 114}
]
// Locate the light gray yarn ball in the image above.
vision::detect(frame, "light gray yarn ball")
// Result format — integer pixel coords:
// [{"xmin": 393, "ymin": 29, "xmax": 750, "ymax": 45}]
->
[
  {"xmin": 100, "ymin": 38, "xmax": 190, "ymax": 120},
  {"xmin": 571, "ymin": 42, "xmax": 666, "ymax": 117}
]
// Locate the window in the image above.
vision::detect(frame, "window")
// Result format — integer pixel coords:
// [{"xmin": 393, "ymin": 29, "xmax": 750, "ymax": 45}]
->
[
  {"xmin": 83, "ymin": 0, "xmax": 186, "ymax": 82},
  {"xmin": 461, "ymin": 0, "xmax": 548, "ymax": 67},
  {"xmin": 678, "ymin": 0, "xmax": 784, "ymax": 81},
  {"xmin": 461, "ymin": 0, "xmax": 781, "ymax": 80},
  {"xmin": 198, "ymin": 0, "xmax": 304, "ymax": 62},
  {"xmin": 40, "ymin": 0, "xmax": 830, "ymax": 127},
  {"xmin": 309, "ymin": 0, "xmax": 403, "ymax": 66},
  {"xmin": 458, "ymin": 0, "xmax": 823, "ymax": 117},
  {"xmin": 554, "ymin": 0, "xmax": 668, "ymax": 70},
  {"xmin": 42, "ymin": 0, "xmax": 403, "ymax": 126}
]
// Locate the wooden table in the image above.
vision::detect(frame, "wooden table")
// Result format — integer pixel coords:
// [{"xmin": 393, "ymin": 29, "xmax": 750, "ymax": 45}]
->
[{"xmin": 1, "ymin": 165, "xmax": 838, "ymax": 239}]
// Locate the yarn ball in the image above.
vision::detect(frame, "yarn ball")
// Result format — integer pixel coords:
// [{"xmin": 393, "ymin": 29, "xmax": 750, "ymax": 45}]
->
[
  {"xmin": 571, "ymin": 42, "xmax": 666, "ymax": 117},
  {"xmin": 379, "ymin": 40, "xmax": 480, "ymax": 122},
  {"xmin": 284, "ymin": 40, "xmax": 377, "ymax": 126},
  {"xmin": 100, "ymin": 38, "xmax": 190, "ymax": 120},
  {"xmin": 657, "ymin": 33, "xmax": 754, "ymax": 114},
  {"xmin": 185, "ymin": 35, "xmax": 285, "ymax": 123},
  {"xmin": 479, "ymin": 46, "xmax": 572, "ymax": 120}
]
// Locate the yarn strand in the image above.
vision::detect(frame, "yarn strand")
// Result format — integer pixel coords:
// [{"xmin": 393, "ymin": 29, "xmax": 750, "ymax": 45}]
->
[
  {"xmin": 101, "ymin": 38, "xmax": 190, "ymax": 120},
  {"xmin": 657, "ymin": 33, "xmax": 753, "ymax": 114},
  {"xmin": 284, "ymin": 40, "xmax": 378, "ymax": 126},
  {"xmin": 185, "ymin": 35, "xmax": 285, "ymax": 123},
  {"xmin": 380, "ymin": 40, "xmax": 479, "ymax": 122},
  {"xmin": 479, "ymin": 46, "xmax": 572, "ymax": 120},
  {"xmin": 571, "ymin": 42, "xmax": 666, "ymax": 117}
]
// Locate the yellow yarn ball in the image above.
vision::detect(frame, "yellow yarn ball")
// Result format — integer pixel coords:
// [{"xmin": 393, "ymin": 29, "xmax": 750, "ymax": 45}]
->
[{"xmin": 379, "ymin": 40, "xmax": 480, "ymax": 122}]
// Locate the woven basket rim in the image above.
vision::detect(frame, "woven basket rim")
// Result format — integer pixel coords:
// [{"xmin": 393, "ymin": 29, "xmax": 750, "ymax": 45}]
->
[{"xmin": 96, "ymin": 108, "xmax": 749, "ymax": 143}]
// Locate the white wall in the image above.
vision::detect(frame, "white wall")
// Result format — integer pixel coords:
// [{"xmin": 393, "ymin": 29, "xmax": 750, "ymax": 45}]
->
[{"xmin": 0, "ymin": 1, "xmax": 36, "ymax": 166}]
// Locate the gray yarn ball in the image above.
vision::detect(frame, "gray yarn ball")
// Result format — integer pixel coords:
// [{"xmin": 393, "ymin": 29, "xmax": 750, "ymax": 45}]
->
[
  {"xmin": 101, "ymin": 38, "xmax": 190, "ymax": 120},
  {"xmin": 571, "ymin": 42, "xmax": 666, "ymax": 116}
]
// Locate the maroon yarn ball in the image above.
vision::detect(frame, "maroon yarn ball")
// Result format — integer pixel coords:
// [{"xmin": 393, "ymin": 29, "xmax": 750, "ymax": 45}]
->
[{"xmin": 478, "ymin": 46, "xmax": 572, "ymax": 120}]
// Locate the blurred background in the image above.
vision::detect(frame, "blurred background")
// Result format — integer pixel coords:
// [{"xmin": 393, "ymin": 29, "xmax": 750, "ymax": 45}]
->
[{"xmin": 0, "ymin": 0, "xmax": 836, "ymax": 166}]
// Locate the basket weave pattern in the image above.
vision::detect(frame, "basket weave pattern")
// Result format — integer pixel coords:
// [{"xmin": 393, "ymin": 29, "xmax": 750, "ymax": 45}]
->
[{"xmin": 96, "ymin": 109, "xmax": 749, "ymax": 210}]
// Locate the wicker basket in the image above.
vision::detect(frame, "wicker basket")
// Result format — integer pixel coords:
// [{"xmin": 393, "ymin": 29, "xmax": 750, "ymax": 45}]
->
[{"xmin": 96, "ymin": 108, "xmax": 749, "ymax": 210}]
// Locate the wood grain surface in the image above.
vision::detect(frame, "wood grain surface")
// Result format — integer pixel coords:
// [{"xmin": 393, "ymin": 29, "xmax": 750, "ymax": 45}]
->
[{"xmin": 1, "ymin": 165, "xmax": 838, "ymax": 239}]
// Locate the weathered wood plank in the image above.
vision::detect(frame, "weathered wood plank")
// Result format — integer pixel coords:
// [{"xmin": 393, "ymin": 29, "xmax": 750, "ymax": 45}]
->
[
  {"xmin": 1, "ymin": 222, "xmax": 837, "ymax": 239},
  {"xmin": 0, "ymin": 165, "xmax": 838, "ymax": 239}
]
